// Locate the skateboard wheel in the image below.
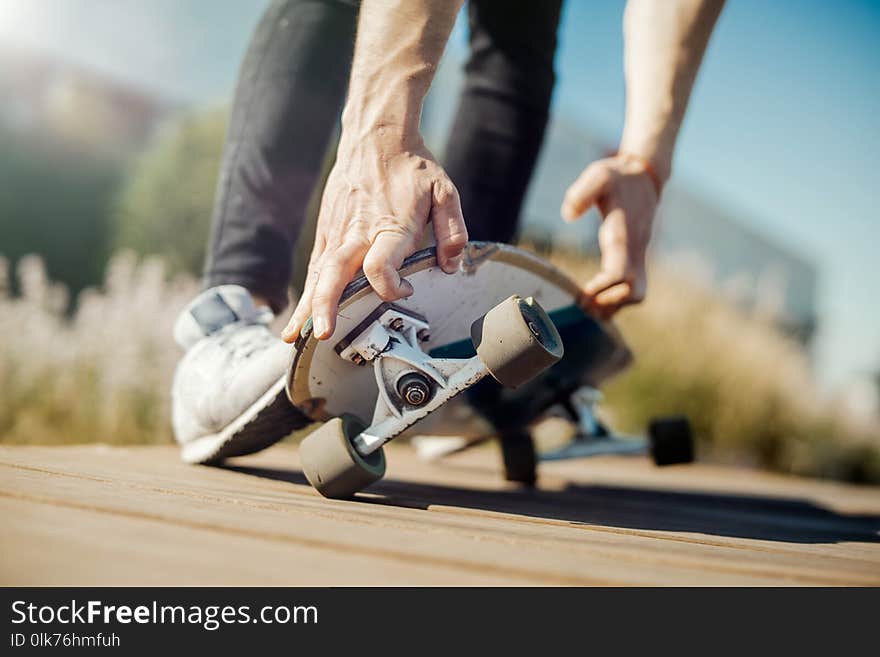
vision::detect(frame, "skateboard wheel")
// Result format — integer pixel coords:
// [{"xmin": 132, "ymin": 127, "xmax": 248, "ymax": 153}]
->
[
  {"xmin": 299, "ymin": 414, "xmax": 386, "ymax": 498},
  {"xmin": 648, "ymin": 415, "xmax": 695, "ymax": 466},
  {"xmin": 499, "ymin": 430, "xmax": 537, "ymax": 487},
  {"xmin": 471, "ymin": 295, "xmax": 564, "ymax": 389}
]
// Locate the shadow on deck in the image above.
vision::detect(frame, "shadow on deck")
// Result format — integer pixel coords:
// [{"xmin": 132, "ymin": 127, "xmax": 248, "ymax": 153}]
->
[{"xmin": 222, "ymin": 463, "xmax": 880, "ymax": 545}]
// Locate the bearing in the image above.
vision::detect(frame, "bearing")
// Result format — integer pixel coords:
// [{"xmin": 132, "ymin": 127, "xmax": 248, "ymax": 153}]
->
[{"xmin": 396, "ymin": 372, "xmax": 433, "ymax": 407}]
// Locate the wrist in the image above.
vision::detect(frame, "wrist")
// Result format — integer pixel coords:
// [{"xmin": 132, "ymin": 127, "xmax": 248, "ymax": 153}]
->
[
  {"xmin": 617, "ymin": 133, "xmax": 673, "ymax": 183},
  {"xmin": 341, "ymin": 58, "xmax": 435, "ymax": 133},
  {"xmin": 340, "ymin": 90, "xmax": 426, "ymax": 155},
  {"xmin": 614, "ymin": 151, "xmax": 665, "ymax": 197},
  {"xmin": 337, "ymin": 119, "xmax": 424, "ymax": 160},
  {"xmin": 619, "ymin": 104, "xmax": 677, "ymax": 184}
]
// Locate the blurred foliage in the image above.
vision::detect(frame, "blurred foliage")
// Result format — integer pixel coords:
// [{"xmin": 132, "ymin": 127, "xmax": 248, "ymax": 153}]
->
[
  {"xmin": 113, "ymin": 108, "xmax": 227, "ymax": 277},
  {"xmin": 542, "ymin": 248, "xmax": 880, "ymax": 484},
  {"xmin": 0, "ymin": 253, "xmax": 198, "ymax": 446},
  {"xmin": 0, "ymin": 126, "xmax": 121, "ymax": 297}
]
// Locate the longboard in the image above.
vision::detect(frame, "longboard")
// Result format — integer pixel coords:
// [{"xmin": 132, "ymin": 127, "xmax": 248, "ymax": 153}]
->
[{"xmin": 286, "ymin": 242, "xmax": 644, "ymax": 497}]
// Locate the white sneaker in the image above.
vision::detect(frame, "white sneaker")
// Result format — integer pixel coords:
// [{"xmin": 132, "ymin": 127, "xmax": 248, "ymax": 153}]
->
[{"xmin": 171, "ymin": 285, "xmax": 307, "ymax": 464}]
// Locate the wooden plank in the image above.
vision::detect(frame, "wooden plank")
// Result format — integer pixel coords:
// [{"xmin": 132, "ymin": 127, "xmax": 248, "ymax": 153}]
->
[{"xmin": 1, "ymin": 444, "xmax": 878, "ymax": 586}]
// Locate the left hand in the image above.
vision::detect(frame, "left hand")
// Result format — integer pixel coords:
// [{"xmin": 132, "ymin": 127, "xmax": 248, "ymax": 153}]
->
[{"xmin": 560, "ymin": 155, "xmax": 661, "ymax": 318}]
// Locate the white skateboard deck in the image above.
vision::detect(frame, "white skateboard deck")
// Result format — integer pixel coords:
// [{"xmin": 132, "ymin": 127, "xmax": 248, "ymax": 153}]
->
[{"xmin": 286, "ymin": 242, "xmax": 630, "ymax": 436}]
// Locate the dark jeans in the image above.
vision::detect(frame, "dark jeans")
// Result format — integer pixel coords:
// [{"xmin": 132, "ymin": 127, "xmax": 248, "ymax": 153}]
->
[{"xmin": 204, "ymin": 0, "xmax": 562, "ymax": 311}]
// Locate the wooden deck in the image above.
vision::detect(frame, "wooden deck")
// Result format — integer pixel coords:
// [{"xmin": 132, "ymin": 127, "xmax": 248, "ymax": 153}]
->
[{"xmin": 2, "ymin": 443, "xmax": 878, "ymax": 585}]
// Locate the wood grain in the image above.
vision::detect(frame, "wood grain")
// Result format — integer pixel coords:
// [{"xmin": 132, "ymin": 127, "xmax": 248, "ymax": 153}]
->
[{"xmin": 1, "ymin": 444, "xmax": 878, "ymax": 585}]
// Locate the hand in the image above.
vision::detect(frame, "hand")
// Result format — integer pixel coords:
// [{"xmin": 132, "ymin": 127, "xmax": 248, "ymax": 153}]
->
[
  {"xmin": 282, "ymin": 134, "xmax": 467, "ymax": 343},
  {"xmin": 560, "ymin": 155, "xmax": 661, "ymax": 318}
]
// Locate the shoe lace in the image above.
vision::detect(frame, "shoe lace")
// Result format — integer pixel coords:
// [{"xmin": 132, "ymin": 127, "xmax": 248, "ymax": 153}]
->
[{"xmin": 215, "ymin": 315, "xmax": 275, "ymax": 363}]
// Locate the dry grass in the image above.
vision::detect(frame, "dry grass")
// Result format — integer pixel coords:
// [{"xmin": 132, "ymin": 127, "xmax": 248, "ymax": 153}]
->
[
  {"xmin": 541, "ymin": 246, "xmax": 880, "ymax": 483},
  {"xmin": 0, "ymin": 252, "xmax": 197, "ymax": 445},
  {"xmin": 1, "ymin": 249, "xmax": 878, "ymax": 483}
]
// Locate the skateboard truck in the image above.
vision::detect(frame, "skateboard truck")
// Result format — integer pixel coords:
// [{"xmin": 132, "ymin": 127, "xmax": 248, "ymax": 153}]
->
[
  {"xmin": 542, "ymin": 387, "xmax": 694, "ymax": 464},
  {"xmin": 541, "ymin": 387, "xmax": 649, "ymax": 460},
  {"xmin": 492, "ymin": 386, "xmax": 694, "ymax": 485},
  {"xmin": 335, "ymin": 303, "xmax": 492, "ymax": 457},
  {"xmin": 298, "ymin": 294, "xmax": 564, "ymax": 498}
]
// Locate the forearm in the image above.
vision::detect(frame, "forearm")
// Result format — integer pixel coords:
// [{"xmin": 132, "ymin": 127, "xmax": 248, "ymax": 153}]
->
[
  {"xmin": 285, "ymin": 1, "xmax": 469, "ymax": 340},
  {"xmin": 619, "ymin": 0, "xmax": 724, "ymax": 182},
  {"xmin": 340, "ymin": 0, "xmax": 463, "ymax": 150}
]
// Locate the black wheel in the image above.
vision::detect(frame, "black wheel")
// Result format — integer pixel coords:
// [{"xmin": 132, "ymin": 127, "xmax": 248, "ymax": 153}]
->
[
  {"xmin": 499, "ymin": 430, "xmax": 537, "ymax": 486},
  {"xmin": 298, "ymin": 414, "xmax": 386, "ymax": 498},
  {"xmin": 648, "ymin": 415, "xmax": 695, "ymax": 466}
]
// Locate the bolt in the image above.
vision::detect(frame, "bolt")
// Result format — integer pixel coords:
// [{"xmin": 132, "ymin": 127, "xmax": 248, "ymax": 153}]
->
[
  {"xmin": 388, "ymin": 317, "xmax": 404, "ymax": 332},
  {"xmin": 405, "ymin": 386, "xmax": 427, "ymax": 405},
  {"xmin": 396, "ymin": 373, "xmax": 432, "ymax": 407},
  {"xmin": 417, "ymin": 329, "xmax": 430, "ymax": 343},
  {"xmin": 351, "ymin": 354, "xmax": 366, "ymax": 366}
]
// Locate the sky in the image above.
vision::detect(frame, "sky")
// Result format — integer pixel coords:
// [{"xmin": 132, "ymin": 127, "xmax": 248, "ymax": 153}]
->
[{"xmin": 0, "ymin": 0, "xmax": 877, "ymax": 388}]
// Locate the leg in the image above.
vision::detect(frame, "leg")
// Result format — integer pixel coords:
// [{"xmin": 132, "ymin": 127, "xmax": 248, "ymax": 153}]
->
[
  {"xmin": 173, "ymin": 0, "xmax": 359, "ymax": 463},
  {"xmin": 204, "ymin": 0, "xmax": 359, "ymax": 312},
  {"xmin": 444, "ymin": 1, "xmax": 562, "ymax": 484},
  {"xmin": 443, "ymin": 0, "xmax": 563, "ymax": 244}
]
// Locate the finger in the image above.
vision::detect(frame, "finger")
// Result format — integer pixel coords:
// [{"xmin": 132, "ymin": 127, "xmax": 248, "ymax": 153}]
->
[
  {"xmin": 584, "ymin": 263, "xmax": 646, "ymax": 317},
  {"xmin": 310, "ymin": 240, "xmax": 369, "ymax": 340},
  {"xmin": 595, "ymin": 281, "xmax": 634, "ymax": 308},
  {"xmin": 282, "ymin": 238, "xmax": 325, "ymax": 342},
  {"xmin": 561, "ymin": 164, "xmax": 610, "ymax": 222},
  {"xmin": 582, "ymin": 206, "xmax": 631, "ymax": 296},
  {"xmin": 431, "ymin": 182, "xmax": 468, "ymax": 273},
  {"xmin": 580, "ymin": 277, "xmax": 629, "ymax": 320},
  {"xmin": 583, "ymin": 268, "xmax": 628, "ymax": 300},
  {"xmin": 282, "ymin": 268, "xmax": 318, "ymax": 343},
  {"xmin": 581, "ymin": 244, "xmax": 630, "ymax": 315},
  {"xmin": 362, "ymin": 230, "xmax": 418, "ymax": 300},
  {"xmin": 592, "ymin": 279, "xmax": 646, "ymax": 319}
]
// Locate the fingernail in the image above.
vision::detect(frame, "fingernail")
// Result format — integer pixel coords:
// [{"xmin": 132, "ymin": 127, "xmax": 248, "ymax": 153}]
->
[
  {"xmin": 441, "ymin": 255, "xmax": 461, "ymax": 274},
  {"xmin": 282, "ymin": 313, "xmax": 301, "ymax": 340},
  {"xmin": 313, "ymin": 317, "xmax": 328, "ymax": 338},
  {"xmin": 401, "ymin": 279, "xmax": 414, "ymax": 297}
]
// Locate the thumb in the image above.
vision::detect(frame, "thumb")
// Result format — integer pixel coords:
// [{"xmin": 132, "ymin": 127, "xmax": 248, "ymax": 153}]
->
[{"xmin": 561, "ymin": 163, "xmax": 610, "ymax": 222}]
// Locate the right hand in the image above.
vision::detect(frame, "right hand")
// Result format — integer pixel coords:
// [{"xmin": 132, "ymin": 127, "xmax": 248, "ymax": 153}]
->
[
  {"xmin": 560, "ymin": 155, "xmax": 661, "ymax": 318},
  {"xmin": 282, "ymin": 133, "xmax": 468, "ymax": 343}
]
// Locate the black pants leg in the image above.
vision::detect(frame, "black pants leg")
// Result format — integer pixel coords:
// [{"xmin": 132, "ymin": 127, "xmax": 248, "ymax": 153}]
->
[
  {"xmin": 203, "ymin": 0, "xmax": 359, "ymax": 312},
  {"xmin": 444, "ymin": 0, "xmax": 563, "ymax": 243}
]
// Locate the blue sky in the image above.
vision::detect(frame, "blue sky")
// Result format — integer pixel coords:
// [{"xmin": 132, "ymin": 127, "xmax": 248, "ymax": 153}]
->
[{"xmin": 0, "ymin": 0, "xmax": 877, "ymax": 387}]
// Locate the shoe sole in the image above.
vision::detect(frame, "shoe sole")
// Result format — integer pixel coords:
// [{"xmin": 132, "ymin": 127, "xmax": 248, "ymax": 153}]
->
[{"xmin": 180, "ymin": 376, "xmax": 309, "ymax": 465}]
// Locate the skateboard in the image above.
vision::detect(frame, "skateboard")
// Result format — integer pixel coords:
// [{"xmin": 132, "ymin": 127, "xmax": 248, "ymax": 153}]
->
[{"xmin": 287, "ymin": 242, "xmax": 693, "ymax": 499}]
